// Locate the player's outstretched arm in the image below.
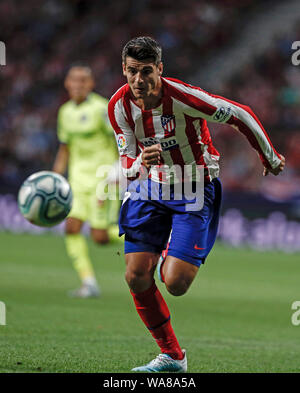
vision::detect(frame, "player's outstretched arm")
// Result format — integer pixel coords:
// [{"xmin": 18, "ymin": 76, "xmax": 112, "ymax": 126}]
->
[
  {"xmin": 52, "ymin": 143, "xmax": 69, "ymax": 175},
  {"xmin": 164, "ymin": 79, "xmax": 283, "ymax": 176},
  {"xmin": 170, "ymin": 81, "xmax": 282, "ymax": 173}
]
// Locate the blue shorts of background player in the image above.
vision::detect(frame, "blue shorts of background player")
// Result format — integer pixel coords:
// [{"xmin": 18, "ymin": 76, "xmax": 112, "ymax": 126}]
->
[{"xmin": 120, "ymin": 177, "xmax": 222, "ymax": 268}]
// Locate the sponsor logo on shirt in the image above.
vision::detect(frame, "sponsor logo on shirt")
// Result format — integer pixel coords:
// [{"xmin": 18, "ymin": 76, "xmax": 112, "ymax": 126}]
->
[
  {"xmin": 213, "ymin": 106, "xmax": 231, "ymax": 122},
  {"xmin": 142, "ymin": 137, "xmax": 179, "ymax": 151},
  {"xmin": 117, "ymin": 135, "xmax": 127, "ymax": 153}
]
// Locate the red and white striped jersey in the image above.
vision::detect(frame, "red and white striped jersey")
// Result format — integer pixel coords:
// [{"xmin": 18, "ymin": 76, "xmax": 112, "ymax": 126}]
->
[{"xmin": 108, "ymin": 77, "xmax": 281, "ymax": 184}]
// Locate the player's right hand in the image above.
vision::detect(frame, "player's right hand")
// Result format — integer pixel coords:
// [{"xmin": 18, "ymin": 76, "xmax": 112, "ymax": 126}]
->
[
  {"xmin": 263, "ymin": 154, "xmax": 285, "ymax": 176},
  {"xmin": 142, "ymin": 144, "xmax": 162, "ymax": 168}
]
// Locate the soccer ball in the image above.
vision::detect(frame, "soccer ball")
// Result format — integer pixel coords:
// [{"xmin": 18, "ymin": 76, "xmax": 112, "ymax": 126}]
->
[{"xmin": 18, "ymin": 171, "xmax": 73, "ymax": 227}]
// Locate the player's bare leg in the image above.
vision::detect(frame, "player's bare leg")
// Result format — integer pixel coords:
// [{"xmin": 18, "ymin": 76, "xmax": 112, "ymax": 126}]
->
[
  {"xmin": 162, "ymin": 256, "xmax": 199, "ymax": 296},
  {"xmin": 90, "ymin": 228, "xmax": 109, "ymax": 245},
  {"xmin": 125, "ymin": 252, "xmax": 159, "ymax": 293},
  {"xmin": 65, "ymin": 217, "xmax": 100, "ymax": 297},
  {"xmin": 66, "ymin": 217, "xmax": 83, "ymax": 234}
]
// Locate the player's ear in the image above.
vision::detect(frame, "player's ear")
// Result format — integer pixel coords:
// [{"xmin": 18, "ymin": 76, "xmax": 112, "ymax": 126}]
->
[
  {"xmin": 64, "ymin": 76, "xmax": 69, "ymax": 91},
  {"xmin": 122, "ymin": 62, "xmax": 126, "ymax": 77},
  {"xmin": 158, "ymin": 62, "xmax": 163, "ymax": 76}
]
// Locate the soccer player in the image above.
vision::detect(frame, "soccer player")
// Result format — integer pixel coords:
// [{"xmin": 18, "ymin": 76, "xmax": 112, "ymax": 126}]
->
[
  {"xmin": 53, "ymin": 64, "xmax": 119, "ymax": 298},
  {"xmin": 108, "ymin": 37, "xmax": 285, "ymax": 372}
]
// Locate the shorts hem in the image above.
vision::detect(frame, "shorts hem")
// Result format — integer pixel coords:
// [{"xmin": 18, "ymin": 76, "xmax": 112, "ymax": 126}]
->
[
  {"xmin": 167, "ymin": 251, "xmax": 204, "ymax": 267},
  {"xmin": 124, "ymin": 236, "xmax": 163, "ymax": 255}
]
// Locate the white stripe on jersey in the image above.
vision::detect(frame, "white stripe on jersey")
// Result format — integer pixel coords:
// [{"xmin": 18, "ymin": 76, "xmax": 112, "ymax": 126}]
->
[
  {"xmin": 130, "ymin": 101, "xmax": 144, "ymax": 139},
  {"xmin": 152, "ymin": 110, "xmax": 165, "ymax": 139},
  {"xmin": 113, "ymin": 98, "xmax": 137, "ymax": 158},
  {"xmin": 172, "ymin": 97, "xmax": 199, "ymax": 164}
]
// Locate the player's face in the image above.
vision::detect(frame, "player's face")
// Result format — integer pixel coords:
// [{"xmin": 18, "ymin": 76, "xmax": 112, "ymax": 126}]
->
[
  {"xmin": 123, "ymin": 57, "xmax": 163, "ymax": 100},
  {"xmin": 64, "ymin": 67, "xmax": 94, "ymax": 103}
]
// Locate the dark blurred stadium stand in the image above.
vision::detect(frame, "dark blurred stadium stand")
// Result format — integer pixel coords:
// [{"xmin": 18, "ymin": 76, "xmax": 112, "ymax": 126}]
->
[
  {"xmin": 0, "ymin": 0, "xmax": 285, "ymax": 189},
  {"xmin": 0, "ymin": 0, "xmax": 300, "ymax": 237}
]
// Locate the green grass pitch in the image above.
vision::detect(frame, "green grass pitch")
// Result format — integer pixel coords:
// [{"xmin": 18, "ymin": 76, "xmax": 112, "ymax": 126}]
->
[{"xmin": 0, "ymin": 231, "xmax": 299, "ymax": 373}]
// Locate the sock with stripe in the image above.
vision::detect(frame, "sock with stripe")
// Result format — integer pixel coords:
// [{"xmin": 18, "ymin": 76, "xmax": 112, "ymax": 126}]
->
[{"xmin": 130, "ymin": 281, "xmax": 184, "ymax": 360}]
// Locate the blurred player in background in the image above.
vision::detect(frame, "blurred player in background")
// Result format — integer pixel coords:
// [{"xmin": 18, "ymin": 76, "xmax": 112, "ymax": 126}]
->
[
  {"xmin": 108, "ymin": 37, "xmax": 285, "ymax": 372},
  {"xmin": 53, "ymin": 64, "xmax": 119, "ymax": 298}
]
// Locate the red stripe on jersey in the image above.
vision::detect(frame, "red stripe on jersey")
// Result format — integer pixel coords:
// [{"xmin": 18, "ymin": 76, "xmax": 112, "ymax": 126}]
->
[
  {"xmin": 142, "ymin": 110, "xmax": 156, "ymax": 138},
  {"xmin": 184, "ymin": 115, "xmax": 209, "ymax": 180},
  {"xmin": 161, "ymin": 86, "xmax": 185, "ymax": 172},
  {"xmin": 121, "ymin": 156, "xmax": 136, "ymax": 169},
  {"xmin": 162, "ymin": 94, "xmax": 173, "ymax": 114},
  {"xmin": 184, "ymin": 115, "xmax": 204, "ymax": 165},
  {"xmin": 183, "ymin": 115, "xmax": 217, "ymax": 182},
  {"xmin": 163, "ymin": 78, "xmax": 216, "ymax": 116},
  {"xmin": 169, "ymin": 148, "xmax": 186, "ymax": 181},
  {"xmin": 158, "ymin": 168, "xmax": 163, "ymax": 183},
  {"xmin": 141, "ymin": 108, "xmax": 165, "ymax": 181},
  {"xmin": 120, "ymin": 156, "xmax": 140, "ymax": 181}
]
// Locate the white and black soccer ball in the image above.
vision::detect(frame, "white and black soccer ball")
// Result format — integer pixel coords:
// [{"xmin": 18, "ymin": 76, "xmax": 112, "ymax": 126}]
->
[{"xmin": 18, "ymin": 171, "xmax": 73, "ymax": 227}]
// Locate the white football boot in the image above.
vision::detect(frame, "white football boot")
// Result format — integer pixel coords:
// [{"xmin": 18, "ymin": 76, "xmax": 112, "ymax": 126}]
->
[
  {"xmin": 68, "ymin": 283, "xmax": 101, "ymax": 298},
  {"xmin": 132, "ymin": 350, "xmax": 187, "ymax": 372}
]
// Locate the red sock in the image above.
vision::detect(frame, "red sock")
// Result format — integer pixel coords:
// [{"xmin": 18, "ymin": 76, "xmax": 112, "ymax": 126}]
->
[{"xmin": 130, "ymin": 281, "xmax": 184, "ymax": 360}]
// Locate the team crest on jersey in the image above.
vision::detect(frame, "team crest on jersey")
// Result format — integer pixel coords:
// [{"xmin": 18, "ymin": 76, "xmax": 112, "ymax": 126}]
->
[{"xmin": 161, "ymin": 115, "xmax": 176, "ymax": 133}]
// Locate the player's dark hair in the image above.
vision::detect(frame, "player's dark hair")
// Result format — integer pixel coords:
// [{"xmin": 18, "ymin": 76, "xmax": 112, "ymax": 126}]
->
[{"xmin": 122, "ymin": 36, "xmax": 162, "ymax": 65}]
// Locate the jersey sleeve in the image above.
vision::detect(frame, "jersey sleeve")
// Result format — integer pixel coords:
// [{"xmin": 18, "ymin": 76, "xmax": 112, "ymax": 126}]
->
[
  {"xmin": 166, "ymin": 79, "xmax": 281, "ymax": 170},
  {"xmin": 99, "ymin": 99, "xmax": 115, "ymax": 137},
  {"xmin": 108, "ymin": 96, "xmax": 143, "ymax": 180},
  {"xmin": 57, "ymin": 107, "xmax": 69, "ymax": 145}
]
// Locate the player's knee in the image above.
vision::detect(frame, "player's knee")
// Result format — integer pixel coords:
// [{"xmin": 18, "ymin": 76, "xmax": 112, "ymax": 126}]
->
[
  {"xmin": 93, "ymin": 235, "xmax": 109, "ymax": 245},
  {"xmin": 65, "ymin": 219, "xmax": 82, "ymax": 235},
  {"xmin": 125, "ymin": 267, "xmax": 146, "ymax": 290},
  {"xmin": 91, "ymin": 230, "xmax": 109, "ymax": 245},
  {"xmin": 66, "ymin": 226, "xmax": 80, "ymax": 235},
  {"xmin": 165, "ymin": 278, "xmax": 189, "ymax": 297}
]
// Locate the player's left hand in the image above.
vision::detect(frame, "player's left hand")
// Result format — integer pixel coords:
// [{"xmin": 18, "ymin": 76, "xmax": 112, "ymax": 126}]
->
[{"xmin": 263, "ymin": 154, "xmax": 285, "ymax": 176}]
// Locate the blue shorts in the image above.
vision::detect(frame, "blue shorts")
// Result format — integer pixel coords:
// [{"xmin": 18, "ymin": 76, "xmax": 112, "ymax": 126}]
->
[{"xmin": 120, "ymin": 178, "xmax": 222, "ymax": 267}]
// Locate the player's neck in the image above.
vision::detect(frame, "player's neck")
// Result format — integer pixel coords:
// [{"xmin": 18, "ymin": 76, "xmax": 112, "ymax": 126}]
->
[
  {"xmin": 72, "ymin": 95, "xmax": 89, "ymax": 105},
  {"xmin": 133, "ymin": 81, "xmax": 162, "ymax": 111}
]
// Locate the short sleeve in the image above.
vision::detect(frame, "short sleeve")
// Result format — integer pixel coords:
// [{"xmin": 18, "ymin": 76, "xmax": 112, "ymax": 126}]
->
[{"xmin": 57, "ymin": 108, "xmax": 69, "ymax": 144}]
